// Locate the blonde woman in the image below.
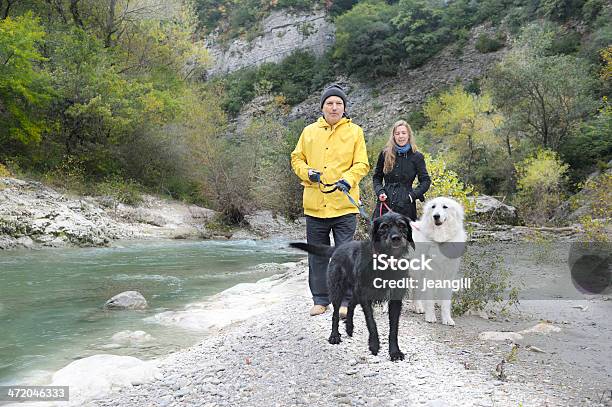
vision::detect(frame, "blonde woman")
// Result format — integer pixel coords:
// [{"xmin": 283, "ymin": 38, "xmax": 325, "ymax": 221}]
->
[{"xmin": 372, "ymin": 120, "xmax": 431, "ymax": 221}]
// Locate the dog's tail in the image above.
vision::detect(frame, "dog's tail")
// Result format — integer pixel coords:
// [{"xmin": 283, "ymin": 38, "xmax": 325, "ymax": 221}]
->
[{"xmin": 289, "ymin": 242, "xmax": 336, "ymax": 258}]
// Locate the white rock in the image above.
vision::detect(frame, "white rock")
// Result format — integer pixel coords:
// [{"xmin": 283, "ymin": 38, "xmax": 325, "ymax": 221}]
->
[
  {"xmin": 50, "ymin": 354, "xmax": 159, "ymax": 405},
  {"xmin": 16, "ymin": 236, "xmax": 35, "ymax": 249},
  {"xmin": 99, "ymin": 343, "xmax": 123, "ymax": 350},
  {"xmin": 104, "ymin": 291, "xmax": 148, "ymax": 310},
  {"xmin": 518, "ymin": 322, "xmax": 561, "ymax": 334},
  {"xmin": 111, "ymin": 330, "xmax": 154, "ymax": 345},
  {"xmin": 478, "ymin": 331, "xmax": 523, "ymax": 342}
]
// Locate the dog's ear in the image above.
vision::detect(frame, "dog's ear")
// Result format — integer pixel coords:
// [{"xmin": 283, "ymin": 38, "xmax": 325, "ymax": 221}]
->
[
  {"xmin": 410, "ymin": 221, "xmax": 421, "ymax": 231},
  {"xmin": 398, "ymin": 215, "xmax": 416, "ymax": 250},
  {"xmin": 371, "ymin": 216, "xmax": 381, "ymax": 241}
]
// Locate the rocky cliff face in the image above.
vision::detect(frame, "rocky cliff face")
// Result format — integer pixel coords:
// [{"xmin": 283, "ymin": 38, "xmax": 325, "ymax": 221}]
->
[
  {"xmin": 284, "ymin": 24, "xmax": 507, "ymax": 138},
  {"xmin": 205, "ymin": 9, "xmax": 334, "ymax": 77}
]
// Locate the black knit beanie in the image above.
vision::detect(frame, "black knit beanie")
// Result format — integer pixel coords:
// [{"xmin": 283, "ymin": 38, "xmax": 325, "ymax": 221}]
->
[{"xmin": 320, "ymin": 84, "xmax": 348, "ymax": 110}]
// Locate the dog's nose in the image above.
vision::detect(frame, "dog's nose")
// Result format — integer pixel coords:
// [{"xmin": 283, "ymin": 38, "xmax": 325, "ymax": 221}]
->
[
  {"xmin": 433, "ymin": 214, "xmax": 440, "ymax": 220},
  {"xmin": 391, "ymin": 234, "xmax": 401, "ymax": 242}
]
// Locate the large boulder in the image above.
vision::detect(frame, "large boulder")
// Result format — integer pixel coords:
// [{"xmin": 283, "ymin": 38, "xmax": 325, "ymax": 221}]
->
[
  {"xmin": 51, "ymin": 354, "xmax": 159, "ymax": 404},
  {"xmin": 470, "ymin": 195, "xmax": 518, "ymax": 225},
  {"xmin": 104, "ymin": 291, "xmax": 148, "ymax": 310}
]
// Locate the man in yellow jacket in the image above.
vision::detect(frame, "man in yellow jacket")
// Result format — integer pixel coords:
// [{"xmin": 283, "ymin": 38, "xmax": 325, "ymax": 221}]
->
[{"xmin": 291, "ymin": 84, "xmax": 370, "ymax": 316}]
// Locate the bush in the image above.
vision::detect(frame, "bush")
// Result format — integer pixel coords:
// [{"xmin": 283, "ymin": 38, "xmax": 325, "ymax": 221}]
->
[
  {"xmin": 0, "ymin": 163, "xmax": 10, "ymax": 177},
  {"xmin": 201, "ymin": 137, "xmax": 258, "ymax": 224},
  {"xmin": 219, "ymin": 51, "xmax": 333, "ymax": 115},
  {"xmin": 452, "ymin": 248, "xmax": 520, "ymax": 316},
  {"xmin": 475, "ymin": 32, "xmax": 506, "ymax": 53},
  {"xmin": 42, "ymin": 155, "xmax": 89, "ymax": 194},
  {"xmin": 249, "ymin": 119, "xmax": 305, "ymax": 220},
  {"xmin": 539, "ymin": 0, "xmax": 586, "ymax": 22},
  {"xmin": 513, "ymin": 149, "xmax": 569, "ymax": 225},
  {"xmin": 550, "ymin": 29, "xmax": 581, "ymax": 54},
  {"xmin": 421, "ymin": 153, "xmax": 477, "ymax": 217},
  {"xmin": 573, "ymin": 172, "xmax": 612, "ymax": 242},
  {"xmin": 333, "ymin": 0, "xmax": 406, "ymax": 78},
  {"xmin": 559, "ymin": 101, "xmax": 612, "ymax": 184},
  {"xmin": 97, "ymin": 177, "xmax": 143, "ymax": 206}
]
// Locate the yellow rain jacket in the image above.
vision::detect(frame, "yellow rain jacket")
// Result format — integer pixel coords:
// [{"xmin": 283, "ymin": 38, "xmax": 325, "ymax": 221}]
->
[{"xmin": 291, "ymin": 117, "xmax": 370, "ymax": 218}]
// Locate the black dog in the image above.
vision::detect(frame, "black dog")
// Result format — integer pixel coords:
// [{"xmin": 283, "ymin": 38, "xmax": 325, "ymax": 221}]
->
[{"xmin": 290, "ymin": 212, "xmax": 415, "ymax": 361}]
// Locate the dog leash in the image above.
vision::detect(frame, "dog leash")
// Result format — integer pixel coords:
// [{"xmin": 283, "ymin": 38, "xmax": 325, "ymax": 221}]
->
[
  {"xmin": 316, "ymin": 178, "xmax": 369, "ymax": 220},
  {"xmin": 379, "ymin": 200, "xmax": 393, "ymax": 217},
  {"xmin": 341, "ymin": 189, "xmax": 369, "ymax": 219}
]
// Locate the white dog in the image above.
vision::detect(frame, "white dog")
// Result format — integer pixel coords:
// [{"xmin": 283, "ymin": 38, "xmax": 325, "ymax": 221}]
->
[{"xmin": 409, "ymin": 197, "xmax": 467, "ymax": 326}]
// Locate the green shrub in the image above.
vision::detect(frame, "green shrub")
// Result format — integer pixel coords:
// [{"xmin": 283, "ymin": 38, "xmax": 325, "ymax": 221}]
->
[
  {"xmin": 421, "ymin": 153, "xmax": 477, "ymax": 217},
  {"xmin": 475, "ymin": 32, "xmax": 505, "ymax": 53},
  {"xmin": 0, "ymin": 163, "xmax": 10, "ymax": 177},
  {"xmin": 333, "ymin": 0, "xmax": 406, "ymax": 78},
  {"xmin": 560, "ymin": 102, "xmax": 612, "ymax": 184},
  {"xmin": 539, "ymin": 0, "xmax": 586, "ymax": 21},
  {"xmin": 219, "ymin": 51, "xmax": 333, "ymax": 115},
  {"xmin": 513, "ymin": 149, "xmax": 569, "ymax": 225},
  {"xmin": 252, "ymin": 118, "xmax": 305, "ymax": 221},
  {"xmin": 582, "ymin": 0, "xmax": 606, "ymax": 22},
  {"xmin": 550, "ymin": 29, "xmax": 581, "ymax": 54},
  {"xmin": 97, "ymin": 177, "xmax": 143, "ymax": 206},
  {"xmin": 42, "ymin": 155, "xmax": 89, "ymax": 194},
  {"xmin": 574, "ymin": 172, "xmax": 612, "ymax": 242},
  {"xmin": 453, "ymin": 248, "xmax": 521, "ymax": 316}
]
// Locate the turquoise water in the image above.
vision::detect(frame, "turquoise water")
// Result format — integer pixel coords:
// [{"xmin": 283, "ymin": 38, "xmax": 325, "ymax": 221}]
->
[{"xmin": 0, "ymin": 239, "xmax": 302, "ymax": 385}]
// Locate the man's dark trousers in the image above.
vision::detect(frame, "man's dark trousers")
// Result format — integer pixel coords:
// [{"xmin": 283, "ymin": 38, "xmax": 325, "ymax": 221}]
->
[{"xmin": 306, "ymin": 213, "xmax": 356, "ymax": 306}]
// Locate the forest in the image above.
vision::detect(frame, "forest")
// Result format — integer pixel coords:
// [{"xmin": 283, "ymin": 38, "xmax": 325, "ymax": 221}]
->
[{"xmin": 0, "ymin": 0, "xmax": 610, "ymax": 232}]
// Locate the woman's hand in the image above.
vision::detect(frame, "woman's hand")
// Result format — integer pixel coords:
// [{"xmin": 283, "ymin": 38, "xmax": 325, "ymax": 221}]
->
[{"xmin": 378, "ymin": 193, "xmax": 387, "ymax": 202}]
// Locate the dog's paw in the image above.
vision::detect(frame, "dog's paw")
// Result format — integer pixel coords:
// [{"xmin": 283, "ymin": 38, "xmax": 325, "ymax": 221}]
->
[
  {"xmin": 424, "ymin": 314, "xmax": 437, "ymax": 323},
  {"xmin": 390, "ymin": 350, "xmax": 405, "ymax": 361},
  {"xmin": 441, "ymin": 316, "xmax": 455, "ymax": 326},
  {"xmin": 345, "ymin": 322, "xmax": 354, "ymax": 337},
  {"xmin": 328, "ymin": 333, "xmax": 342, "ymax": 344},
  {"xmin": 369, "ymin": 339, "xmax": 380, "ymax": 356}
]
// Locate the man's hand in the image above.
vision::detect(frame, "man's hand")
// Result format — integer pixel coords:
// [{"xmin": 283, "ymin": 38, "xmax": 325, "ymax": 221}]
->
[
  {"xmin": 336, "ymin": 179, "xmax": 351, "ymax": 192},
  {"xmin": 378, "ymin": 193, "xmax": 387, "ymax": 202},
  {"xmin": 308, "ymin": 169, "xmax": 321, "ymax": 183}
]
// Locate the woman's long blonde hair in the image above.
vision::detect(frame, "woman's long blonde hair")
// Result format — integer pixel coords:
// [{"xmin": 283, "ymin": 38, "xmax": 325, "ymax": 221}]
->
[{"xmin": 383, "ymin": 120, "xmax": 417, "ymax": 174}]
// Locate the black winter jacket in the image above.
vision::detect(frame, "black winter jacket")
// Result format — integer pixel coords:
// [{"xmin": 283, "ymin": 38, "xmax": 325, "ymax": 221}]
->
[{"xmin": 372, "ymin": 149, "xmax": 431, "ymax": 221}]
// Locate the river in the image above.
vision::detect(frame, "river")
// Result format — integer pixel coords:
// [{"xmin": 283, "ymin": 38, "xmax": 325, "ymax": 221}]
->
[{"xmin": 0, "ymin": 239, "xmax": 302, "ymax": 385}]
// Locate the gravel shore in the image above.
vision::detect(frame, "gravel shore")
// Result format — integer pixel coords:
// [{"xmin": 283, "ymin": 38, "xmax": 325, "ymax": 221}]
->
[{"xmin": 90, "ymin": 259, "xmax": 607, "ymax": 407}]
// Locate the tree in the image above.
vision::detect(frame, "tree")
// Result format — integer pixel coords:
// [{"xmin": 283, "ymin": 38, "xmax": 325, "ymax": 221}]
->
[
  {"xmin": 488, "ymin": 23, "xmax": 598, "ymax": 151},
  {"xmin": 333, "ymin": 0, "xmax": 405, "ymax": 78},
  {"xmin": 0, "ymin": 13, "xmax": 52, "ymax": 148},
  {"xmin": 391, "ymin": 0, "xmax": 448, "ymax": 67},
  {"xmin": 514, "ymin": 149, "xmax": 569, "ymax": 224},
  {"xmin": 422, "ymin": 86, "xmax": 506, "ymax": 189},
  {"xmin": 1, "ymin": 0, "xmax": 20, "ymax": 19}
]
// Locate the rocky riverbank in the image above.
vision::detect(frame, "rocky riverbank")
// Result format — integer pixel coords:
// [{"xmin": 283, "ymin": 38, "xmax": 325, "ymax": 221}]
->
[
  {"xmin": 0, "ymin": 177, "xmax": 306, "ymax": 250},
  {"xmin": 83, "ymin": 257, "xmax": 607, "ymax": 407}
]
